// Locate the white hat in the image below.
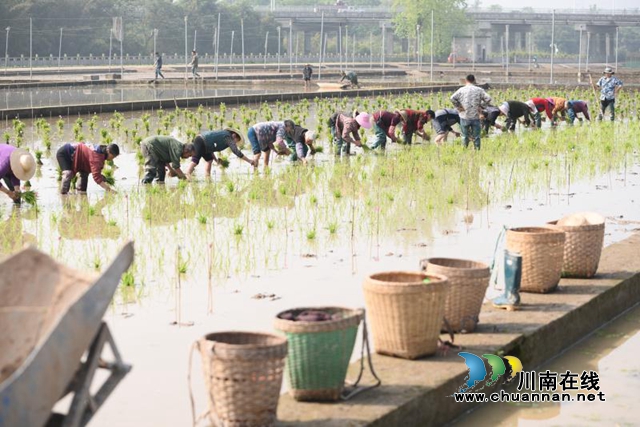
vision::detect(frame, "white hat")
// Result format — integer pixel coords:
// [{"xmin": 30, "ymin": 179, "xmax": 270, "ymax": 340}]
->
[
  {"xmin": 10, "ymin": 148, "xmax": 36, "ymax": 181},
  {"xmin": 305, "ymin": 130, "xmax": 316, "ymax": 142},
  {"xmin": 498, "ymin": 102, "xmax": 510, "ymax": 117}
]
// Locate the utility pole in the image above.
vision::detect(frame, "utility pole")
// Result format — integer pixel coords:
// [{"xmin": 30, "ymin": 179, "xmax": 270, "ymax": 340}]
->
[
  {"xmin": 550, "ymin": 9, "xmax": 555, "ymax": 84},
  {"xmin": 430, "ymin": 10, "xmax": 434, "ymax": 81},
  {"xmin": 58, "ymin": 28, "xmax": 63, "ymax": 73},
  {"xmin": 29, "ymin": 18, "xmax": 32, "ymax": 81},
  {"xmin": 4, "ymin": 27, "xmax": 9, "ymax": 75}
]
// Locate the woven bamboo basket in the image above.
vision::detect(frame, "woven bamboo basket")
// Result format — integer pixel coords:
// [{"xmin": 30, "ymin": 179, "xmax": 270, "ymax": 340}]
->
[
  {"xmin": 197, "ymin": 332, "xmax": 287, "ymax": 427},
  {"xmin": 506, "ymin": 227, "xmax": 565, "ymax": 293},
  {"xmin": 362, "ymin": 271, "xmax": 448, "ymax": 360},
  {"xmin": 547, "ymin": 213, "xmax": 605, "ymax": 278},
  {"xmin": 420, "ymin": 258, "xmax": 490, "ymax": 333},
  {"xmin": 274, "ymin": 307, "xmax": 363, "ymax": 402}
]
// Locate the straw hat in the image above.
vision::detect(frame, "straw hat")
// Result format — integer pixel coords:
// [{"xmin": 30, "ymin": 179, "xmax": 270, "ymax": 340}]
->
[
  {"xmin": 396, "ymin": 109, "xmax": 409, "ymax": 122},
  {"xmin": 498, "ymin": 102, "xmax": 509, "ymax": 116},
  {"xmin": 304, "ymin": 130, "xmax": 316, "ymax": 142},
  {"xmin": 10, "ymin": 148, "xmax": 36, "ymax": 181},
  {"xmin": 224, "ymin": 127, "xmax": 246, "ymax": 147},
  {"xmin": 603, "ymin": 66, "xmax": 614, "ymax": 74},
  {"xmin": 355, "ymin": 112, "xmax": 372, "ymax": 129}
]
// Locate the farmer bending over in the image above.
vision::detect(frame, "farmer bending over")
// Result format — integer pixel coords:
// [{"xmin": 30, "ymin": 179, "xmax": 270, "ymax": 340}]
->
[
  {"xmin": 480, "ymin": 106, "xmax": 504, "ymax": 134},
  {"xmin": 397, "ymin": 109, "xmax": 430, "ymax": 145},
  {"xmin": 340, "ymin": 70, "xmax": 359, "ymax": 88},
  {"xmin": 57, "ymin": 142, "xmax": 119, "ymax": 194},
  {"xmin": 431, "ymin": 109, "xmax": 461, "ymax": 145},
  {"xmin": 140, "ymin": 136, "xmax": 194, "ymax": 184},
  {"xmin": 564, "ymin": 100, "xmax": 591, "ymax": 125},
  {"xmin": 187, "ymin": 128, "xmax": 256, "ymax": 177},
  {"xmin": 335, "ymin": 111, "xmax": 371, "ymax": 155},
  {"xmin": 286, "ymin": 125, "xmax": 317, "ymax": 164},
  {"xmin": 248, "ymin": 121, "xmax": 293, "ymax": 168},
  {"xmin": 0, "ymin": 144, "xmax": 35, "ymax": 203},
  {"xmin": 500, "ymin": 101, "xmax": 533, "ymax": 131},
  {"xmin": 549, "ymin": 96, "xmax": 567, "ymax": 126},
  {"xmin": 370, "ymin": 110, "xmax": 402, "ymax": 150},
  {"xmin": 526, "ymin": 98, "xmax": 554, "ymax": 128}
]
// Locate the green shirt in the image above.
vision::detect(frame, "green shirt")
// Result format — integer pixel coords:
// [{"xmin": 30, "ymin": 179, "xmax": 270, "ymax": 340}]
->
[{"xmin": 143, "ymin": 136, "xmax": 183, "ymax": 169}]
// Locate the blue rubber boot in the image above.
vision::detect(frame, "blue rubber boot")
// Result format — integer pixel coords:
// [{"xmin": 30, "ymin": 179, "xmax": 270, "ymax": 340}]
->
[{"xmin": 492, "ymin": 250, "xmax": 522, "ymax": 311}]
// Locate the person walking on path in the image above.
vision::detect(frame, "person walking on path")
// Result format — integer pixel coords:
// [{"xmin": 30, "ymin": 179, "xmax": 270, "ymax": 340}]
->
[
  {"xmin": 285, "ymin": 125, "xmax": 317, "ymax": 164},
  {"xmin": 57, "ymin": 142, "xmax": 120, "ymax": 194},
  {"xmin": 303, "ymin": 64, "xmax": 313, "ymax": 88},
  {"xmin": 592, "ymin": 66, "xmax": 623, "ymax": 121},
  {"xmin": 247, "ymin": 121, "xmax": 293, "ymax": 168},
  {"xmin": 369, "ymin": 110, "xmax": 402, "ymax": 150},
  {"xmin": 0, "ymin": 144, "xmax": 35, "ymax": 203},
  {"xmin": 480, "ymin": 106, "xmax": 504, "ymax": 134},
  {"xmin": 549, "ymin": 96, "xmax": 567, "ymax": 126},
  {"xmin": 431, "ymin": 109, "xmax": 461, "ymax": 145},
  {"xmin": 450, "ymin": 74, "xmax": 492, "ymax": 149},
  {"xmin": 500, "ymin": 101, "xmax": 533, "ymax": 131},
  {"xmin": 154, "ymin": 52, "xmax": 165, "ymax": 80},
  {"xmin": 564, "ymin": 100, "xmax": 591, "ymax": 124},
  {"xmin": 189, "ymin": 50, "xmax": 200, "ymax": 79},
  {"xmin": 186, "ymin": 128, "xmax": 256, "ymax": 177},
  {"xmin": 140, "ymin": 136, "xmax": 194, "ymax": 184},
  {"xmin": 397, "ymin": 109, "xmax": 429, "ymax": 145},
  {"xmin": 526, "ymin": 97, "xmax": 554, "ymax": 128},
  {"xmin": 340, "ymin": 70, "xmax": 359, "ymax": 88},
  {"xmin": 335, "ymin": 112, "xmax": 370, "ymax": 155}
]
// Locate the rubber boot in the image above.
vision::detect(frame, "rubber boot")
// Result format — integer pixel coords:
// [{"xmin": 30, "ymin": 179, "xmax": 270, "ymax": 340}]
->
[{"xmin": 492, "ymin": 250, "xmax": 522, "ymax": 311}]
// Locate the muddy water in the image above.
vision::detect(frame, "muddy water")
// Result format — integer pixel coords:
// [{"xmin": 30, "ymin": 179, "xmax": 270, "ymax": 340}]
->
[
  {"xmin": 450, "ymin": 303, "xmax": 640, "ymax": 427},
  {"xmin": 1, "ymin": 96, "xmax": 639, "ymax": 426}
]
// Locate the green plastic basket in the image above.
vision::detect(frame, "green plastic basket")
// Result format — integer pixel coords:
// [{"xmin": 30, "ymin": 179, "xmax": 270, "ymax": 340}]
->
[{"xmin": 274, "ymin": 307, "xmax": 363, "ymax": 401}]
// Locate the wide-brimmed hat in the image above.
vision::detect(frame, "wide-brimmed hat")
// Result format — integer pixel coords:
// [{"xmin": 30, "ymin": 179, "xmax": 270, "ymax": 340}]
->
[
  {"xmin": 10, "ymin": 148, "xmax": 36, "ymax": 181},
  {"xmin": 498, "ymin": 102, "xmax": 509, "ymax": 116},
  {"xmin": 224, "ymin": 127, "xmax": 246, "ymax": 146},
  {"xmin": 603, "ymin": 66, "xmax": 614, "ymax": 74},
  {"xmin": 355, "ymin": 112, "xmax": 372, "ymax": 129},
  {"xmin": 396, "ymin": 109, "xmax": 409, "ymax": 123}
]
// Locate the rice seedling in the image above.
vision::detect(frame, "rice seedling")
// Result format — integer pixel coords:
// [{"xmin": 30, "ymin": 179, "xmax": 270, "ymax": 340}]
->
[{"xmin": 20, "ymin": 190, "xmax": 38, "ymax": 205}]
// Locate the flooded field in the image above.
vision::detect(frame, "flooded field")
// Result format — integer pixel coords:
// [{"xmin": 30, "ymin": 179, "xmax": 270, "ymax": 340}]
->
[
  {"xmin": 2, "ymin": 88, "xmax": 640, "ymax": 426},
  {"xmin": 451, "ymin": 302, "xmax": 640, "ymax": 427}
]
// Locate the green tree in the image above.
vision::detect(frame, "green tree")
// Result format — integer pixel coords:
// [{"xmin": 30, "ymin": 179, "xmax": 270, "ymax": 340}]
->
[{"xmin": 393, "ymin": 0, "xmax": 468, "ymax": 59}]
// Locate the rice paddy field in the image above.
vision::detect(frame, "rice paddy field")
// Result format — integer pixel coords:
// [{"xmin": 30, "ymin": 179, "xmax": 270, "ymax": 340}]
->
[{"xmin": 2, "ymin": 87, "xmax": 640, "ymax": 426}]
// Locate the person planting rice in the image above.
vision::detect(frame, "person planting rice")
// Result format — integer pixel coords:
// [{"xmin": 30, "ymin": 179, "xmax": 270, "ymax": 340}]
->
[
  {"xmin": 57, "ymin": 142, "xmax": 119, "ymax": 195},
  {"xmin": 564, "ymin": 100, "xmax": 591, "ymax": 124},
  {"xmin": 339, "ymin": 70, "xmax": 359, "ymax": 88},
  {"xmin": 450, "ymin": 74, "xmax": 492, "ymax": 149},
  {"xmin": 549, "ymin": 96, "xmax": 567, "ymax": 125},
  {"xmin": 431, "ymin": 108, "xmax": 461, "ymax": 145},
  {"xmin": 500, "ymin": 101, "xmax": 533, "ymax": 131},
  {"xmin": 592, "ymin": 66, "xmax": 623, "ymax": 121},
  {"xmin": 480, "ymin": 105, "xmax": 504, "ymax": 133},
  {"xmin": 369, "ymin": 110, "xmax": 402, "ymax": 150},
  {"xmin": 247, "ymin": 121, "xmax": 293, "ymax": 168},
  {"xmin": 140, "ymin": 136, "xmax": 194, "ymax": 184},
  {"xmin": 525, "ymin": 97, "xmax": 554, "ymax": 128},
  {"xmin": 335, "ymin": 111, "xmax": 371, "ymax": 155},
  {"xmin": 285, "ymin": 125, "xmax": 317, "ymax": 164},
  {"xmin": 397, "ymin": 109, "xmax": 429, "ymax": 145},
  {"xmin": 186, "ymin": 128, "xmax": 256, "ymax": 177},
  {"xmin": 0, "ymin": 144, "xmax": 35, "ymax": 203}
]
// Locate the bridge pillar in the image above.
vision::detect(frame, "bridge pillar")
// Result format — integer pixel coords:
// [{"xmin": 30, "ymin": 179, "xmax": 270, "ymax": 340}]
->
[{"xmin": 303, "ymin": 31, "xmax": 313, "ymax": 54}]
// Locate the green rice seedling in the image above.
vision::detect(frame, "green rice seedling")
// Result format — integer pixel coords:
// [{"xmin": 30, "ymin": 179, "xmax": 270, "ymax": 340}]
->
[
  {"xmin": 93, "ymin": 256, "xmax": 102, "ymax": 271},
  {"xmin": 88, "ymin": 206, "xmax": 96, "ymax": 216},
  {"xmin": 3, "ymin": 132, "xmax": 9, "ymax": 143},
  {"xmin": 103, "ymin": 168, "xmax": 115, "ymax": 186},
  {"xmin": 334, "ymin": 190, "xmax": 342, "ymax": 199},
  {"xmin": 266, "ymin": 219, "xmax": 275, "ymax": 230},
  {"xmin": 121, "ymin": 270, "xmax": 135, "ymax": 288},
  {"xmin": 218, "ymin": 156, "xmax": 230, "ymax": 169},
  {"xmin": 197, "ymin": 213, "xmax": 207, "ymax": 224},
  {"xmin": 35, "ymin": 150, "xmax": 43, "ymax": 165},
  {"xmin": 57, "ymin": 118, "xmax": 65, "ymax": 134},
  {"xmin": 328, "ymin": 221, "xmax": 338, "ymax": 234},
  {"xmin": 226, "ymin": 181, "xmax": 235, "ymax": 193},
  {"xmin": 233, "ymin": 224, "xmax": 244, "ymax": 236},
  {"xmin": 20, "ymin": 190, "xmax": 37, "ymax": 205},
  {"xmin": 108, "ymin": 219, "xmax": 117, "ymax": 226},
  {"xmin": 306, "ymin": 228, "xmax": 316, "ymax": 240}
]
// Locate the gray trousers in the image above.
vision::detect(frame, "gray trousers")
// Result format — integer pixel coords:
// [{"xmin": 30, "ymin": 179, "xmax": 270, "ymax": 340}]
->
[{"xmin": 61, "ymin": 170, "xmax": 89, "ymax": 194}]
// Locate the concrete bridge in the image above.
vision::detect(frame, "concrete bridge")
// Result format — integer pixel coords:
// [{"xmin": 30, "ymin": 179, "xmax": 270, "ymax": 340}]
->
[{"xmin": 257, "ymin": 6, "xmax": 640, "ymax": 62}]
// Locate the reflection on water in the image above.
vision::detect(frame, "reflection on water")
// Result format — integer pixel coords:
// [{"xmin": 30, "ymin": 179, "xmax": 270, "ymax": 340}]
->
[
  {"xmin": 451, "ymin": 304, "xmax": 640, "ymax": 427},
  {"xmin": 0, "ymin": 85, "xmax": 306, "ymax": 110}
]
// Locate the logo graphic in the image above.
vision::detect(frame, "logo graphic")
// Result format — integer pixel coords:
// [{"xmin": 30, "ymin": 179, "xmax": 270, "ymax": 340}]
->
[{"xmin": 457, "ymin": 352, "xmax": 522, "ymax": 392}]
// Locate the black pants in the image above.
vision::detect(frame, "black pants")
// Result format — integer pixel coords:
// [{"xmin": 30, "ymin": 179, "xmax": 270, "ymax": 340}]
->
[
  {"xmin": 56, "ymin": 146, "xmax": 73, "ymax": 171},
  {"xmin": 600, "ymin": 99, "xmax": 615, "ymax": 121}
]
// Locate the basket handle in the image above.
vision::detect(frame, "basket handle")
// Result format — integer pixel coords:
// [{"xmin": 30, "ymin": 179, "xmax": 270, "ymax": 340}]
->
[
  {"xmin": 187, "ymin": 340, "xmax": 213, "ymax": 427},
  {"xmin": 341, "ymin": 309, "xmax": 382, "ymax": 401}
]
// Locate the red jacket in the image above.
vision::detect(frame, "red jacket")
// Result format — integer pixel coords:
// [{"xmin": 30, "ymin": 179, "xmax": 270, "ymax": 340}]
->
[
  {"xmin": 73, "ymin": 143, "xmax": 107, "ymax": 185},
  {"xmin": 530, "ymin": 98, "xmax": 553, "ymax": 119},
  {"xmin": 401, "ymin": 109, "xmax": 427, "ymax": 133}
]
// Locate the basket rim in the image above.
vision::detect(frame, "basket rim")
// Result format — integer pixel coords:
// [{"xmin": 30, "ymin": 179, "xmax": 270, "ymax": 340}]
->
[
  {"xmin": 366, "ymin": 271, "xmax": 448, "ymax": 286},
  {"xmin": 201, "ymin": 331, "xmax": 287, "ymax": 349},
  {"xmin": 547, "ymin": 219, "xmax": 605, "ymax": 230},
  {"xmin": 423, "ymin": 257, "xmax": 489, "ymax": 272},
  {"xmin": 274, "ymin": 306, "xmax": 364, "ymax": 333},
  {"xmin": 508, "ymin": 226, "xmax": 565, "ymax": 235}
]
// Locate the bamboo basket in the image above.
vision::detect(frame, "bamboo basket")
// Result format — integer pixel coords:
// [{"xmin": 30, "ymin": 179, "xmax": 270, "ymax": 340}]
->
[
  {"xmin": 362, "ymin": 271, "xmax": 448, "ymax": 360},
  {"xmin": 506, "ymin": 227, "xmax": 565, "ymax": 293},
  {"xmin": 196, "ymin": 332, "xmax": 287, "ymax": 427},
  {"xmin": 420, "ymin": 258, "xmax": 490, "ymax": 333},
  {"xmin": 547, "ymin": 213, "xmax": 605, "ymax": 278},
  {"xmin": 274, "ymin": 307, "xmax": 363, "ymax": 402}
]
